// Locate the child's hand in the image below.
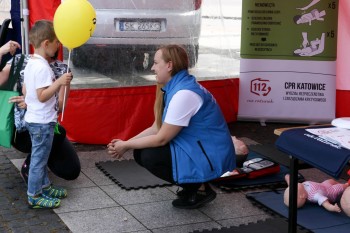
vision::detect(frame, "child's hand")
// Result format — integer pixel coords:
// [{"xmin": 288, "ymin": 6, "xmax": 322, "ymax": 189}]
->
[{"xmin": 58, "ymin": 72, "xmax": 73, "ymax": 86}]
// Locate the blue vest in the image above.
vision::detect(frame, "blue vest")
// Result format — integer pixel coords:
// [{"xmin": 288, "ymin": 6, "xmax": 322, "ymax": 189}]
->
[{"xmin": 162, "ymin": 70, "xmax": 235, "ymax": 183}]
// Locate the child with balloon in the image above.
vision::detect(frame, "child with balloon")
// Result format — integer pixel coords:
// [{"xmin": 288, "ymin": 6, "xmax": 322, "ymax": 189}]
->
[{"xmin": 23, "ymin": 20, "xmax": 73, "ymax": 209}]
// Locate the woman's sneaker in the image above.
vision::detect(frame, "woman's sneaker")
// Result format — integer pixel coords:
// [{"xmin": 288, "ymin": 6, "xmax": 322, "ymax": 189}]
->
[
  {"xmin": 172, "ymin": 183, "xmax": 216, "ymax": 209},
  {"xmin": 28, "ymin": 194, "xmax": 60, "ymax": 209},
  {"xmin": 42, "ymin": 185, "xmax": 68, "ymax": 199}
]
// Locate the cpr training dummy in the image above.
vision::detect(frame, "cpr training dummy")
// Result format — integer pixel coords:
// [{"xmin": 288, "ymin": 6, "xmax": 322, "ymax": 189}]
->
[
  {"xmin": 340, "ymin": 170, "xmax": 350, "ymax": 217},
  {"xmin": 340, "ymin": 187, "xmax": 350, "ymax": 216},
  {"xmin": 284, "ymin": 174, "xmax": 348, "ymax": 212}
]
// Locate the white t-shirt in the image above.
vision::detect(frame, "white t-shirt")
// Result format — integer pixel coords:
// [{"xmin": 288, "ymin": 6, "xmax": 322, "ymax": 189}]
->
[
  {"xmin": 24, "ymin": 54, "xmax": 58, "ymax": 124},
  {"xmin": 164, "ymin": 90, "xmax": 203, "ymax": 126}
]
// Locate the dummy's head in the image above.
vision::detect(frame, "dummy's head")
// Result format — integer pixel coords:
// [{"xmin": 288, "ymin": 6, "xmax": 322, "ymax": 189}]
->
[
  {"xmin": 341, "ymin": 186, "xmax": 350, "ymax": 217},
  {"xmin": 284, "ymin": 174, "xmax": 307, "ymax": 208}
]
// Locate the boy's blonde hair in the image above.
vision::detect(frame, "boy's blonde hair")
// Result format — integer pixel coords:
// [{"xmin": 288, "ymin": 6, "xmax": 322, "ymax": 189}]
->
[{"xmin": 29, "ymin": 20, "xmax": 57, "ymax": 49}]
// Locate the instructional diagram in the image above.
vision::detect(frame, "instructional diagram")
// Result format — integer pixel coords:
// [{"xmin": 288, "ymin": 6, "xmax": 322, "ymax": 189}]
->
[
  {"xmin": 294, "ymin": 0, "xmax": 327, "ymax": 57},
  {"xmin": 240, "ymin": 0, "xmax": 338, "ymax": 61},
  {"xmin": 294, "ymin": 32, "xmax": 325, "ymax": 56}
]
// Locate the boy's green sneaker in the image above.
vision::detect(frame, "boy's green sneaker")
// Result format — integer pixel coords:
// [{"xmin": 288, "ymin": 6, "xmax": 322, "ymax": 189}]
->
[
  {"xmin": 43, "ymin": 185, "xmax": 68, "ymax": 199},
  {"xmin": 28, "ymin": 195, "xmax": 60, "ymax": 209}
]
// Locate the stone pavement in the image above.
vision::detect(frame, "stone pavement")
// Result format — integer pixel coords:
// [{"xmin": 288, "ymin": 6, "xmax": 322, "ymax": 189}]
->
[
  {"xmin": 0, "ymin": 121, "xmax": 340, "ymax": 233},
  {"xmin": 0, "ymin": 147, "xmax": 70, "ymax": 233}
]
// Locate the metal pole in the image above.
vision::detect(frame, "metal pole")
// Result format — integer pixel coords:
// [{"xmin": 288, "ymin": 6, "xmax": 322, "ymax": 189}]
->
[
  {"xmin": 19, "ymin": 0, "xmax": 24, "ymax": 53},
  {"xmin": 288, "ymin": 156, "xmax": 299, "ymax": 233},
  {"xmin": 21, "ymin": 0, "xmax": 29, "ymax": 55}
]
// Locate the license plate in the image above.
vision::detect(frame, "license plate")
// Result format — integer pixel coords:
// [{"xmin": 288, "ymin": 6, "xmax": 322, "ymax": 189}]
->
[{"xmin": 119, "ymin": 21, "xmax": 161, "ymax": 31}]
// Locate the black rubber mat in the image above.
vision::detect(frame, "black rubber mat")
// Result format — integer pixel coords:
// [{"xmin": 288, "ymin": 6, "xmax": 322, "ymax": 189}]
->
[
  {"xmin": 191, "ymin": 217, "xmax": 310, "ymax": 233},
  {"xmin": 95, "ymin": 160, "xmax": 172, "ymax": 190},
  {"xmin": 247, "ymin": 189, "xmax": 350, "ymax": 233}
]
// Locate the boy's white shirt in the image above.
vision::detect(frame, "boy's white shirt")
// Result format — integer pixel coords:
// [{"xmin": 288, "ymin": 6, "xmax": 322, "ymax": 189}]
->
[{"xmin": 23, "ymin": 54, "xmax": 58, "ymax": 124}]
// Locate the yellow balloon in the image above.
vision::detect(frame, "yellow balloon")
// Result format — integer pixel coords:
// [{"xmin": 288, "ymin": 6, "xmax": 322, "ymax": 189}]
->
[{"xmin": 53, "ymin": 0, "xmax": 96, "ymax": 49}]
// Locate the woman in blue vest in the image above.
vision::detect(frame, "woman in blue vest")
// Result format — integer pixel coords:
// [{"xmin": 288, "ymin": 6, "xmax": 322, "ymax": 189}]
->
[{"xmin": 107, "ymin": 45, "xmax": 237, "ymax": 209}]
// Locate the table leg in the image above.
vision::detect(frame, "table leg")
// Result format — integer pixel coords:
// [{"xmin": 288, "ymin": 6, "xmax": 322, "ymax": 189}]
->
[{"xmin": 288, "ymin": 156, "xmax": 298, "ymax": 233}]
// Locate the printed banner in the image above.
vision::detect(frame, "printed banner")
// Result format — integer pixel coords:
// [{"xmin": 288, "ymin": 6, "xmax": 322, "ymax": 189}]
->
[{"xmin": 238, "ymin": 0, "xmax": 338, "ymax": 123}]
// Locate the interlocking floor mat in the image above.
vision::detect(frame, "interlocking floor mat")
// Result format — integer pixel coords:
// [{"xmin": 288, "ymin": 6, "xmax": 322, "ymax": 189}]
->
[
  {"xmin": 95, "ymin": 160, "xmax": 172, "ymax": 190},
  {"xmin": 190, "ymin": 217, "xmax": 310, "ymax": 233},
  {"xmin": 211, "ymin": 152, "xmax": 304, "ymax": 191},
  {"xmin": 246, "ymin": 189, "xmax": 350, "ymax": 233}
]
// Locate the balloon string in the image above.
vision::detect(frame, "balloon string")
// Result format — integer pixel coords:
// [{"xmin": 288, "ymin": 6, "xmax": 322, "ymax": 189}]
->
[{"xmin": 61, "ymin": 49, "xmax": 71, "ymax": 122}]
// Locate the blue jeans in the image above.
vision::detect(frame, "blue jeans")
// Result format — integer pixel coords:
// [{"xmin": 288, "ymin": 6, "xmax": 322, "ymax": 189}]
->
[{"xmin": 26, "ymin": 122, "xmax": 55, "ymax": 196}]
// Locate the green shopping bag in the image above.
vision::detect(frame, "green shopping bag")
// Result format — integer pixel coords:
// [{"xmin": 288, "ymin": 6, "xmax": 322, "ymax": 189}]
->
[
  {"xmin": 0, "ymin": 90, "xmax": 18, "ymax": 148},
  {"xmin": 0, "ymin": 55, "xmax": 24, "ymax": 148}
]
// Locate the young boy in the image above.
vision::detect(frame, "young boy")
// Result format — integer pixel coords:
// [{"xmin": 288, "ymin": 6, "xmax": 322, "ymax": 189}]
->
[{"xmin": 22, "ymin": 20, "xmax": 73, "ymax": 209}]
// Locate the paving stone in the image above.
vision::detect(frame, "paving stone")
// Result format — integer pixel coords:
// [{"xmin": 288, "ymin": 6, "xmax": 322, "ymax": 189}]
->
[
  {"xmin": 0, "ymin": 147, "xmax": 71, "ymax": 233},
  {"xmin": 0, "ymin": 121, "xmax": 314, "ymax": 233}
]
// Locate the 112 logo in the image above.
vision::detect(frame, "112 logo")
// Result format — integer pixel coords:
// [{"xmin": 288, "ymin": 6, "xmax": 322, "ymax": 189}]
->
[{"xmin": 250, "ymin": 78, "xmax": 271, "ymax": 96}]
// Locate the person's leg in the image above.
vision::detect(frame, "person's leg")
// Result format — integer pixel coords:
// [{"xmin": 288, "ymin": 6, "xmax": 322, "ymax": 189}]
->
[
  {"xmin": 41, "ymin": 127, "xmax": 69, "ymax": 199},
  {"xmin": 11, "ymin": 129, "xmax": 32, "ymax": 184},
  {"xmin": 133, "ymin": 144, "xmax": 174, "ymax": 183},
  {"xmin": 172, "ymin": 181, "xmax": 217, "ymax": 209},
  {"xmin": 21, "ymin": 124, "xmax": 81, "ymax": 181},
  {"xmin": 26, "ymin": 123, "xmax": 54, "ymax": 197},
  {"xmin": 133, "ymin": 144, "xmax": 217, "ymax": 209},
  {"xmin": 26, "ymin": 122, "xmax": 62, "ymax": 209},
  {"xmin": 12, "ymin": 129, "xmax": 33, "ymax": 184},
  {"xmin": 20, "ymin": 153, "xmax": 30, "ymax": 185},
  {"xmin": 48, "ymin": 137, "xmax": 81, "ymax": 180},
  {"xmin": 12, "ymin": 129, "xmax": 32, "ymax": 153}
]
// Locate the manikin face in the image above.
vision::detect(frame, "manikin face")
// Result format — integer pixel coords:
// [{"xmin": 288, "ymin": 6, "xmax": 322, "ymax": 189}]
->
[{"xmin": 151, "ymin": 50, "xmax": 172, "ymax": 85}]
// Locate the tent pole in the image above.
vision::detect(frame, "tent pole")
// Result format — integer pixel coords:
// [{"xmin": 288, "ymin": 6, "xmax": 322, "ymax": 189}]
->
[{"xmin": 20, "ymin": 0, "xmax": 29, "ymax": 55}]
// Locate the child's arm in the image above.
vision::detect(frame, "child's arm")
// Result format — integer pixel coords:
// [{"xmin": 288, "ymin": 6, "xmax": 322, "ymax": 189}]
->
[
  {"xmin": 322, "ymin": 200, "xmax": 341, "ymax": 212},
  {"xmin": 36, "ymin": 72, "xmax": 72, "ymax": 103}
]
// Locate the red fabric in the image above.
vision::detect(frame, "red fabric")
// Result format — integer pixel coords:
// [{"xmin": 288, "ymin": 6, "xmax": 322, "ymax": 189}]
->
[
  {"xmin": 60, "ymin": 78, "xmax": 239, "ymax": 145},
  {"xmin": 336, "ymin": 1, "xmax": 350, "ymax": 118},
  {"xmin": 28, "ymin": 0, "xmax": 63, "ymax": 61},
  {"xmin": 336, "ymin": 90, "xmax": 350, "ymax": 117}
]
